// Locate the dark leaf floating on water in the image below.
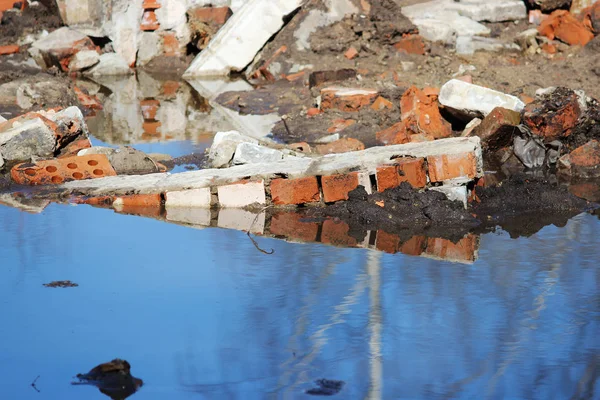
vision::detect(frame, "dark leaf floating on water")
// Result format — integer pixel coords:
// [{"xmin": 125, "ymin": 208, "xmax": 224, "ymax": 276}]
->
[
  {"xmin": 306, "ymin": 379, "xmax": 345, "ymax": 396},
  {"xmin": 43, "ymin": 280, "xmax": 78, "ymax": 288},
  {"xmin": 72, "ymin": 359, "xmax": 143, "ymax": 400}
]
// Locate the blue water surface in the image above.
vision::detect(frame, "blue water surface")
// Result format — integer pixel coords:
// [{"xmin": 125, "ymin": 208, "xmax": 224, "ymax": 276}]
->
[{"xmin": 0, "ymin": 204, "xmax": 598, "ymax": 400}]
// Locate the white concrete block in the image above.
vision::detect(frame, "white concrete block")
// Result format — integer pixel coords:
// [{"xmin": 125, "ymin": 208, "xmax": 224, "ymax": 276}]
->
[
  {"xmin": 218, "ymin": 209, "xmax": 265, "ymax": 234},
  {"xmin": 166, "ymin": 207, "xmax": 212, "ymax": 226},
  {"xmin": 166, "ymin": 188, "xmax": 212, "ymax": 208},
  {"xmin": 232, "ymin": 142, "xmax": 284, "ymax": 165},
  {"xmin": 108, "ymin": 0, "xmax": 143, "ymax": 68},
  {"xmin": 439, "ymin": 79, "xmax": 525, "ymax": 118},
  {"xmin": 84, "ymin": 53, "xmax": 133, "ymax": 76},
  {"xmin": 184, "ymin": 0, "xmax": 303, "ymax": 77},
  {"xmin": 456, "ymin": 36, "xmax": 520, "ymax": 55},
  {"xmin": 68, "ymin": 50, "xmax": 100, "ymax": 71},
  {"xmin": 208, "ymin": 130, "xmax": 259, "ymax": 167},
  {"xmin": 155, "ymin": 0, "xmax": 188, "ymax": 30},
  {"xmin": 217, "ymin": 180, "xmax": 266, "ymax": 208},
  {"xmin": 358, "ymin": 172, "xmax": 372, "ymax": 195},
  {"xmin": 137, "ymin": 32, "xmax": 161, "ymax": 66},
  {"xmin": 401, "ymin": 10, "xmax": 490, "ymax": 43}
]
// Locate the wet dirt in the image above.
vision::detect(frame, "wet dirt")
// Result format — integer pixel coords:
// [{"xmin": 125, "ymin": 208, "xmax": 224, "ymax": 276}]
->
[
  {"xmin": 0, "ymin": 2, "xmax": 62, "ymax": 46},
  {"xmin": 160, "ymin": 152, "xmax": 207, "ymax": 171},
  {"xmin": 43, "ymin": 280, "xmax": 79, "ymax": 288}
]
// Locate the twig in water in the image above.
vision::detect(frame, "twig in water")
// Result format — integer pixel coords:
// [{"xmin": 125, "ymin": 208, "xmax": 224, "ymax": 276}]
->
[
  {"xmin": 247, "ymin": 205, "xmax": 275, "ymax": 255},
  {"xmin": 31, "ymin": 375, "xmax": 40, "ymax": 393}
]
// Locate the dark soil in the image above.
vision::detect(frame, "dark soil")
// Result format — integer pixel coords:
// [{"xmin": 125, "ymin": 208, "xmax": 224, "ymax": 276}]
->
[
  {"xmin": 161, "ymin": 152, "xmax": 208, "ymax": 170},
  {"xmin": 43, "ymin": 280, "xmax": 78, "ymax": 288},
  {"xmin": 0, "ymin": 2, "xmax": 62, "ymax": 46}
]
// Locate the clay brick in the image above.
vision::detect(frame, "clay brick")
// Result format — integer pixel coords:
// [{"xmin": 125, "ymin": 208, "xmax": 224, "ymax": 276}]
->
[
  {"xmin": 162, "ymin": 32, "xmax": 180, "ymax": 57},
  {"xmin": 472, "ymin": 107, "xmax": 521, "ymax": 151},
  {"xmin": 426, "ymin": 234, "xmax": 478, "ymax": 263},
  {"xmin": 269, "ymin": 211, "xmax": 319, "ymax": 242},
  {"xmin": 541, "ymin": 43, "xmax": 557, "ymax": 54},
  {"xmin": 315, "ymin": 138, "xmax": 365, "ymax": 154},
  {"xmin": 141, "ymin": 99, "xmax": 160, "ymax": 120},
  {"xmin": 143, "ymin": 121, "xmax": 162, "ymax": 135},
  {"xmin": 538, "ymin": 10, "xmax": 594, "ymax": 46},
  {"xmin": 58, "ymin": 137, "xmax": 92, "ymax": 158},
  {"xmin": 0, "ymin": 44, "xmax": 19, "ymax": 55},
  {"xmin": 308, "ymin": 69, "xmax": 357, "ymax": 88},
  {"xmin": 143, "ymin": 0, "xmax": 161, "ymax": 9},
  {"xmin": 74, "ymin": 86, "xmax": 103, "ymax": 111},
  {"xmin": 320, "ymin": 87, "xmax": 378, "ymax": 112},
  {"xmin": 286, "ymin": 71, "xmax": 306, "ymax": 82},
  {"xmin": 162, "ymin": 81, "xmax": 179, "ymax": 97},
  {"xmin": 427, "ymin": 152, "xmax": 478, "ymax": 182},
  {"xmin": 376, "ymin": 122, "xmax": 409, "ymax": 146},
  {"xmin": 399, "ymin": 236, "xmax": 427, "ymax": 256},
  {"xmin": 370, "ymin": 96, "xmax": 393, "ymax": 111},
  {"xmin": 188, "ymin": 6, "xmax": 233, "ymax": 25},
  {"xmin": 0, "ymin": 0, "xmax": 25, "ymax": 12},
  {"xmin": 568, "ymin": 182, "xmax": 600, "ymax": 202},
  {"xmin": 522, "ymin": 88, "xmax": 581, "ymax": 141},
  {"xmin": 455, "ymin": 75, "xmax": 473, "ymax": 84},
  {"xmin": 11, "ymin": 154, "xmax": 116, "ymax": 185},
  {"xmin": 322, "ymin": 172, "xmax": 360, "ymax": 203},
  {"xmin": 401, "ymin": 86, "xmax": 452, "ymax": 140},
  {"xmin": 376, "ymin": 158, "xmax": 427, "ymax": 191},
  {"xmin": 393, "ymin": 34, "xmax": 426, "ymax": 55},
  {"xmin": 270, "ymin": 176, "xmax": 321, "ymax": 205},
  {"xmin": 376, "ymin": 230, "xmax": 400, "ymax": 254},
  {"xmin": 307, "ymin": 108, "xmax": 322, "ymax": 117},
  {"xmin": 321, "ymin": 219, "xmax": 357, "ymax": 247},
  {"xmin": 114, "ymin": 194, "xmax": 162, "ymax": 214},
  {"xmin": 141, "ymin": 10, "xmax": 159, "ymax": 31},
  {"xmin": 344, "ymin": 47, "xmax": 358, "ymax": 60},
  {"xmin": 558, "ymin": 140, "xmax": 600, "ymax": 178},
  {"xmin": 327, "ymin": 119, "xmax": 356, "ymax": 133}
]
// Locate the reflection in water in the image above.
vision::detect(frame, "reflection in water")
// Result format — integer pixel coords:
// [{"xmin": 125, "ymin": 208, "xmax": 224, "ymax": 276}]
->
[
  {"xmin": 0, "ymin": 204, "xmax": 598, "ymax": 399},
  {"xmin": 72, "ymin": 359, "xmax": 143, "ymax": 400}
]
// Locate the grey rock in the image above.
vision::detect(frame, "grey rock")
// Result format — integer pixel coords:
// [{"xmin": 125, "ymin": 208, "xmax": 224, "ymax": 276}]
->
[
  {"xmin": 29, "ymin": 27, "xmax": 89, "ymax": 69},
  {"xmin": 68, "ymin": 50, "xmax": 100, "ymax": 72},
  {"xmin": 232, "ymin": 142, "xmax": 284, "ymax": 165},
  {"xmin": 84, "ymin": 53, "xmax": 133, "ymax": 76},
  {"xmin": 456, "ymin": 36, "xmax": 521, "ymax": 55},
  {"xmin": 0, "ymin": 118, "xmax": 56, "ymax": 162},
  {"xmin": 208, "ymin": 130, "xmax": 258, "ymax": 168}
]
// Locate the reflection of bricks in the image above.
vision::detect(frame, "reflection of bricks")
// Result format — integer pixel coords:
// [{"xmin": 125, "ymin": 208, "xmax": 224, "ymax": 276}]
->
[
  {"xmin": 399, "ymin": 236, "xmax": 427, "ymax": 256},
  {"xmin": 269, "ymin": 211, "xmax": 319, "ymax": 242},
  {"xmin": 315, "ymin": 138, "xmax": 365, "ymax": 154},
  {"xmin": 320, "ymin": 87, "xmax": 378, "ymax": 112},
  {"xmin": 376, "ymin": 122, "xmax": 409, "ymax": 145},
  {"xmin": 114, "ymin": 194, "xmax": 162, "ymax": 207},
  {"xmin": 162, "ymin": 32, "xmax": 181, "ymax": 57},
  {"xmin": 143, "ymin": 121, "xmax": 162, "ymax": 135},
  {"xmin": 0, "ymin": 44, "xmax": 19, "ymax": 55},
  {"xmin": 162, "ymin": 81, "xmax": 180, "ymax": 97},
  {"xmin": 141, "ymin": 99, "xmax": 160, "ymax": 120},
  {"xmin": 11, "ymin": 154, "xmax": 116, "ymax": 185},
  {"xmin": 141, "ymin": 10, "xmax": 160, "ymax": 31},
  {"xmin": 271, "ymin": 176, "xmax": 320, "ymax": 205},
  {"xmin": 74, "ymin": 86, "xmax": 103, "ymax": 111},
  {"xmin": 322, "ymin": 172, "xmax": 360, "ymax": 203},
  {"xmin": 376, "ymin": 230, "xmax": 400, "ymax": 253},
  {"xmin": 426, "ymin": 234, "xmax": 478, "ymax": 263},
  {"xmin": 321, "ymin": 219, "xmax": 357, "ymax": 247},
  {"xmin": 427, "ymin": 152, "xmax": 478, "ymax": 182},
  {"xmin": 376, "ymin": 157, "xmax": 426, "ymax": 191},
  {"xmin": 393, "ymin": 34, "xmax": 426, "ymax": 55}
]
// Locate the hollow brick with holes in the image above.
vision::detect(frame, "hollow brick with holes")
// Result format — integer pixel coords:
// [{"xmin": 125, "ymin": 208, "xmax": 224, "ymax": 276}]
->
[{"xmin": 11, "ymin": 154, "xmax": 116, "ymax": 185}]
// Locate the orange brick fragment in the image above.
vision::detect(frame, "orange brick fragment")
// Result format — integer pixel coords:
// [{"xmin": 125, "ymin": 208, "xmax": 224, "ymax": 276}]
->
[
  {"xmin": 11, "ymin": 155, "xmax": 116, "ymax": 185},
  {"xmin": 393, "ymin": 34, "xmax": 426, "ymax": 55},
  {"xmin": 538, "ymin": 10, "xmax": 594, "ymax": 46},
  {"xmin": 370, "ymin": 96, "xmax": 393, "ymax": 111},
  {"xmin": 344, "ymin": 47, "xmax": 359, "ymax": 60},
  {"xmin": 0, "ymin": 45, "xmax": 19, "ymax": 55},
  {"xmin": 320, "ymin": 87, "xmax": 378, "ymax": 112},
  {"xmin": 327, "ymin": 119, "xmax": 356, "ymax": 133},
  {"xmin": 270, "ymin": 176, "xmax": 321, "ymax": 205},
  {"xmin": 141, "ymin": 10, "xmax": 160, "ymax": 31},
  {"xmin": 401, "ymin": 86, "xmax": 452, "ymax": 140},
  {"xmin": 315, "ymin": 138, "xmax": 365, "ymax": 154},
  {"xmin": 427, "ymin": 152, "xmax": 478, "ymax": 182}
]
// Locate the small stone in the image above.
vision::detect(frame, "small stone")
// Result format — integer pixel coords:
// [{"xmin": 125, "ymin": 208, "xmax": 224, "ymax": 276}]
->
[
  {"xmin": 68, "ymin": 50, "xmax": 100, "ymax": 72},
  {"xmin": 83, "ymin": 53, "xmax": 133, "ymax": 76}
]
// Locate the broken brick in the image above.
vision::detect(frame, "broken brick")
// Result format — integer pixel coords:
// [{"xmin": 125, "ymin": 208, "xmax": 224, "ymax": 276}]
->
[
  {"xmin": 393, "ymin": 34, "xmax": 426, "ymax": 55},
  {"xmin": 321, "ymin": 172, "xmax": 360, "ymax": 203},
  {"xmin": 327, "ymin": 119, "xmax": 356, "ymax": 134},
  {"xmin": 140, "ymin": 99, "xmax": 160, "ymax": 120},
  {"xmin": 376, "ymin": 122, "xmax": 409, "ymax": 146},
  {"xmin": 370, "ymin": 96, "xmax": 393, "ymax": 111},
  {"xmin": 143, "ymin": 121, "xmax": 162, "ymax": 135},
  {"xmin": 143, "ymin": 0, "xmax": 161, "ymax": 9},
  {"xmin": 522, "ymin": 88, "xmax": 581, "ymax": 141},
  {"xmin": 472, "ymin": 107, "xmax": 521, "ymax": 151},
  {"xmin": 321, "ymin": 219, "xmax": 358, "ymax": 247},
  {"xmin": 315, "ymin": 138, "xmax": 365, "ymax": 154},
  {"xmin": 558, "ymin": 140, "xmax": 600, "ymax": 178},
  {"xmin": 0, "ymin": 44, "xmax": 19, "ymax": 55},
  {"xmin": 320, "ymin": 87, "xmax": 378, "ymax": 112},
  {"xmin": 307, "ymin": 108, "xmax": 322, "ymax": 117},
  {"xmin": 114, "ymin": 194, "xmax": 162, "ymax": 207},
  {"xmin": 400, "ymin": 86, "xmax": 452, "ymax": 140},
  {"xmin": 162, "ymin": 81, "xmax": 180, "ymax": 97},
  {"xmin": 162, "ymin": 32, "xmax": 181, "ymax": 57},
  {"xmin": 425, "ymin": 235, "xmax": 478, "ymax": 263},
  {"xmin": 74, "ymin": 86, "xmax": 103, "ymax": 111},
  {"xmin": 376, "ymin": 230, "xmax": 400, "ymax": 254},
  {"xmin": 11, "ymin": 154, "xmax": 116, "ymax": 185},
  {"xmin": 399, "ymin": 236, "xmax": 427, "ymax": 256},
  {"xmin": 269, "ymin": 211, "xmax": 319, "ymax": 242},
  {"xmin": 541, "ymin": 42, "xmax": 557, "ymax": 54},
  {"xmin": 427, "ymin": 152, "xmax": 478, "ymax": 182},
  {"xmin": 57, "ymin": 137, "xmax": 92, "ymax": 158},
  {"xmin": 270, "ymin": 176, "xmax": 321, "ymax": 205},
  {"xmin": 141, "ymin": 10, "xmax": 160, "ymax": 31},
  {"xmin": 376, "ymin": 157, "xmax": 427, "ymax": 191},
  {"xmin": 308, "ymin": 69, "xmax": 357, "ymax": 89},
  {"xmin": 538, "ymin": 10, "xmax": 594, "ymax": 46},
  {"xmin": 188, "ymin": 6, "xmax": 233, "ymax": 25},
  {"xmin": 288, "ymin": 142, "xmax": 311, "ymax": 153},
  {"xmin": 344, "ymin": 47, "xmax": 359, "ymax": 60}
]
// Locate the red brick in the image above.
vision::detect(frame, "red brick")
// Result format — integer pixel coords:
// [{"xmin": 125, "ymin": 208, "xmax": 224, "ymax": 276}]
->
[
  {"xmin": 558, "ymin": 140, "xmax": 600, "ymax": 178},
  {"xmin": 143, "ymin": 121, "xmax": 162, "ymax": 135},
  {"xmin": 58, "ymin": 137, "xmax": 92, "ymax": 158},
  {"xmin": 538, "ymin": 10, "xmax": 594, "ymax": 46},
  {"xmin": 393, "ymin": 34, "xmax": 426, "ymax": 55},
  {"xmin": 307, "ymin": 108, "xmax": 322, "ymax": 117},
  {"xmin": 344, "ymin": 47, "xmax": 359, "ymax": 60},
  {"xmin": 74, "ymin": 86, "xmax": 103, "ymax": 111},
  {"xmin": 425, "ymin": 234, "xmax": 478, "ymax": 263},
  {"xmin": 0, "ymin": 44, "xmax": 19, "ymax": 55},
  {"xmin": 141, "ymin": 10, "xmax": 159, "ymax": 31},
  {"xmin": 270, "ymin": 176, "xmax": 321, "ymax": 205},
  {"xmin": 11, "ymin": 154, "xmax": 116, "ymax": 185},
  {"xmin": 321, "ymin": 172, "xmax": 360, "ymax": 203},
  {"xmin": 162, "ymin": 81, "xmax": 180, "ymax": 97},
  {"xmin": 375, "ymin": 230, "xmax": 400, "ymax": 254},
  {"xmin": 162, "ymin": 32, "xmax": 181, "ymax": 57},
  {"xmin": 522, "ymin": 88, "xmax": 581, "ymax": 141},
  {"xmin": 376, "ymin": 122, "xmax": 409, "ymax": 146},
  {"xmin": 115, "ymin": 194, "xmax": 162, "ymax": 207},
  {"xmin": 427, "ymin": 152, "xmax": 478, "ymax": 182},
  {"xmin": 315, "ymin": 138, "xmax": 365, "ymax": 154},
  {"xmin": 399, "ymin": 236, "xmax": 427, "ymax": 256},
  {"xmin": 269, "ymin": 211, "xmax": 319, "ymax": 242},
  {"xmin": 143, "ymin": 0, "xmax": 161, "ymax": 9},
  {"xmin": 370, "ymin": 96, "xmax": 393, "ymax": 111},
  {"xmin": 327, "ymin": 118, "xmax": 356, "ymax": 133},
  {"xmin": 321, "ymin": 219, "xmax": 358, "ymax": 247},
  {"xmin": 188, "ymin": 6, "xmax": 233, "ymax": 25},
  {"xmin": 541, "ymin": 42, "xmax": 557, "ymax": 54},
  {"xmin": 141, "ymin": 99, "xmax": 160, "ymax": 120},
  {"xmin": 472, "ymin": 107, "xmax": 521, "ymax": 151},
  {"xmin": 376, "ymin": 157, "xmax": 427, "ymax": 191},
  {"xmin": 320, "ymin": 87, "xmax": 378, "ymax": 112},
  {"xmin": 400, "ymin": 86, "xmax": 452, "ymax": 140},
  {"xmin": 360, "ymin": 0, "xmax": 371, "ymax": 14},
  {"xmin": 0, "ymin": 0, "xmax": 25, "ymax": 11}
]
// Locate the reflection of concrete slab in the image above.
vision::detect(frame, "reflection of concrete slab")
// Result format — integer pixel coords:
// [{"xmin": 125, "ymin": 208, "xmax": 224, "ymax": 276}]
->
[
  {"xmin": 166, "ymin": 207, "xmax": 211, "ymax": 227},
  {"xmin": 217, "ymin": 209, "xmax": 265, "ymax": 234},
  {"xmin": 0, "ymin": 194, "xmax": 50, "ymax": 214}
]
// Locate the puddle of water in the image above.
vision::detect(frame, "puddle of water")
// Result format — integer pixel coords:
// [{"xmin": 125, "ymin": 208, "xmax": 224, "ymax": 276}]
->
[{"xmin": 0, "ymin": 203, "xmax": 598, "ymax": 399}]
